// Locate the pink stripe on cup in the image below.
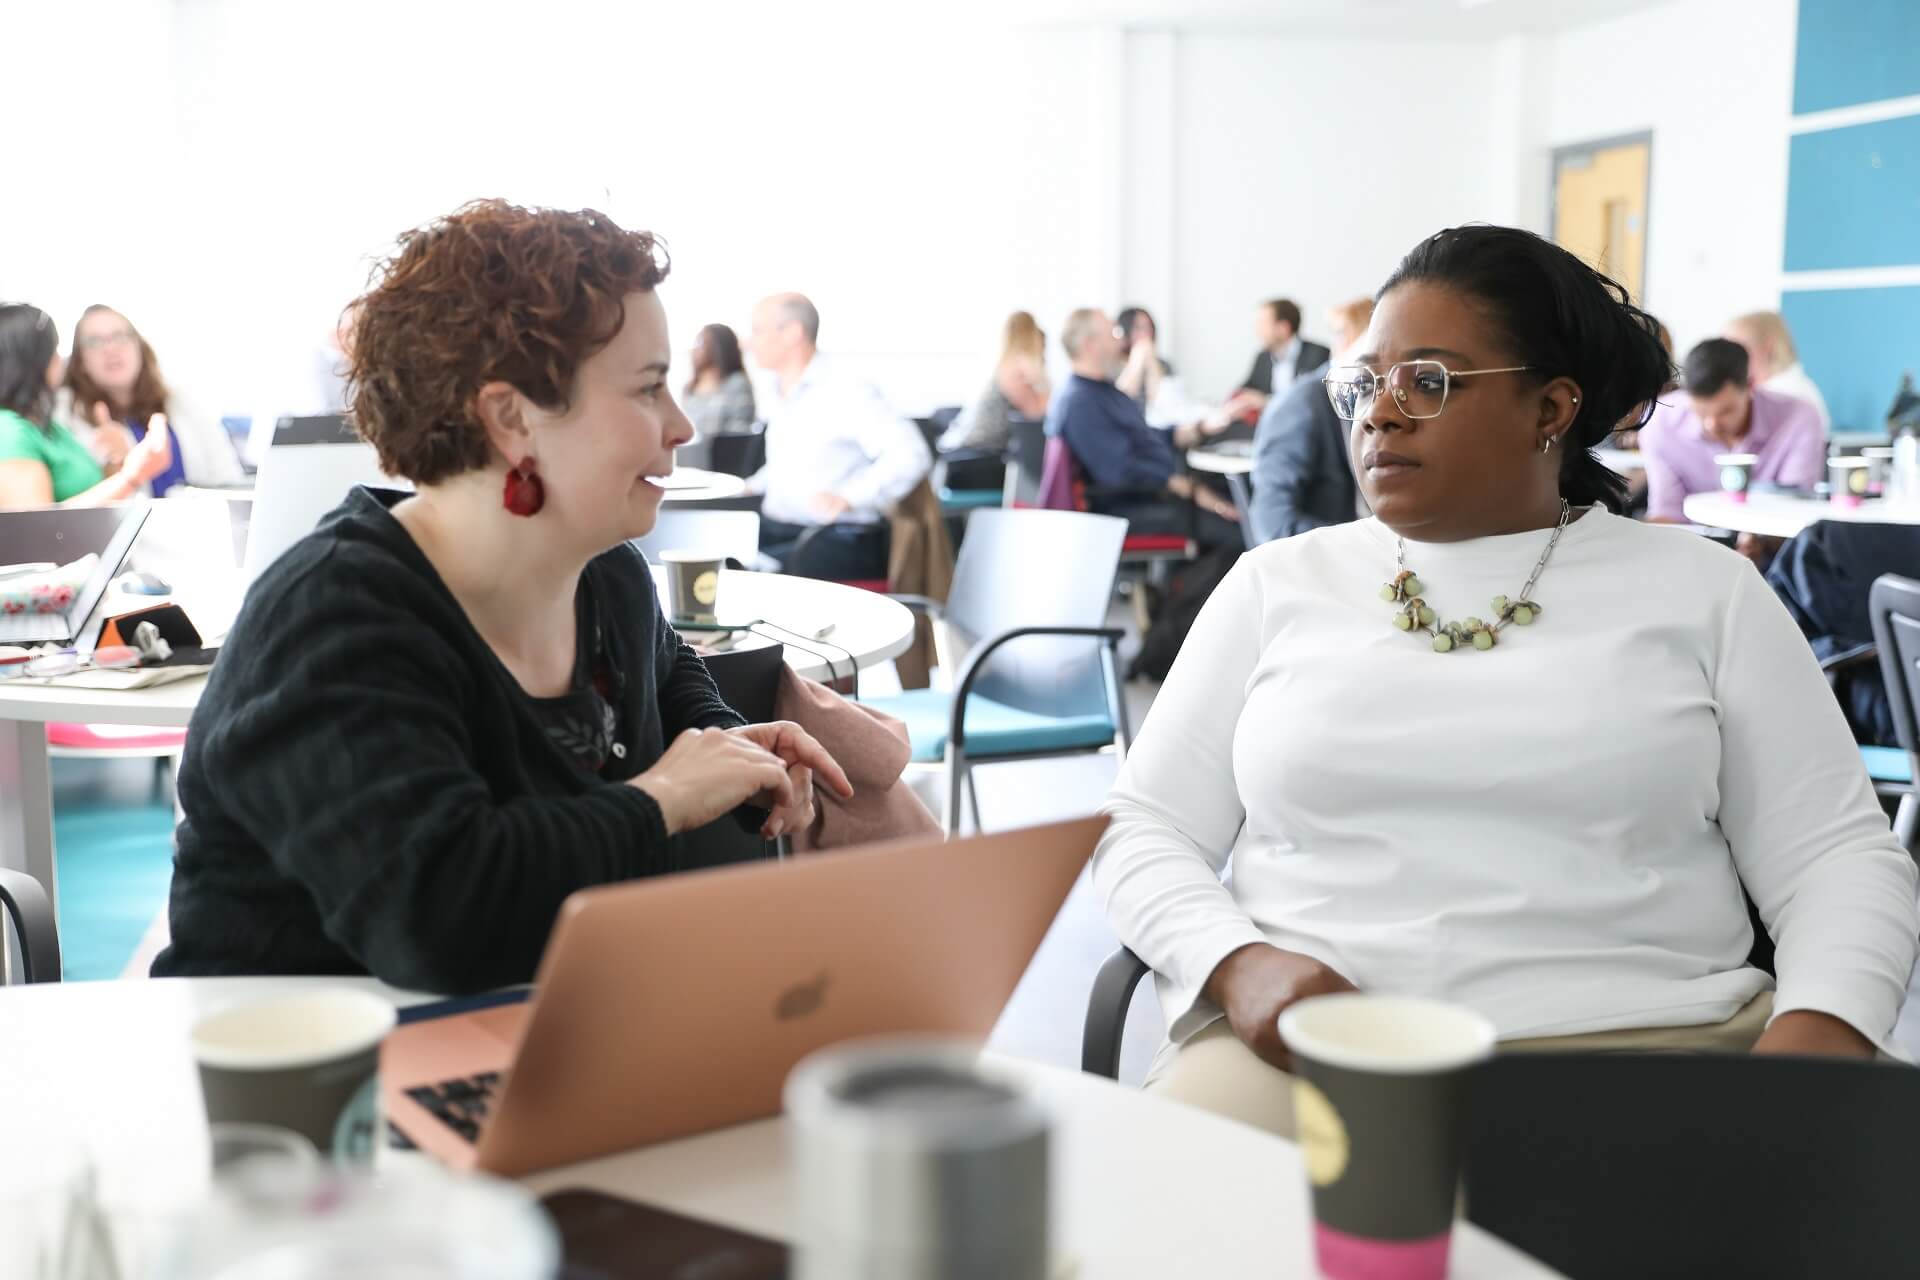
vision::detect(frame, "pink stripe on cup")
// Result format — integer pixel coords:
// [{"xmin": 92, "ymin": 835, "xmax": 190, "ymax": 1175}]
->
[{"xmin": 1313, "ymin": 1222, "xmax": 1453, "ymax": 1280}]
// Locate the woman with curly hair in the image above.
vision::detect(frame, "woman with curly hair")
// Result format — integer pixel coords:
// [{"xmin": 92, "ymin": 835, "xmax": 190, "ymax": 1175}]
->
[{"xmin": 154, "ymin": 200, "xmax": 851, "ymax": 990}]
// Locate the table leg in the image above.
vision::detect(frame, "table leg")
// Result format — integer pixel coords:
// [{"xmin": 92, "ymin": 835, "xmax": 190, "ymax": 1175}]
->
[
  {"xmin": 1226, "ymin": 474, "xmax": 1256, "ymax": 548},
  {"xmin": 0, "ymin": 719, "xmax": 56, "ymax": 914}
]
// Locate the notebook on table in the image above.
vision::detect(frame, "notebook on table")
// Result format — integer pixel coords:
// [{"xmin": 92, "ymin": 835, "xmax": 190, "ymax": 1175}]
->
[{"xmin": 0, "ymin": 504, "xmax": 150, "ymax": 646}]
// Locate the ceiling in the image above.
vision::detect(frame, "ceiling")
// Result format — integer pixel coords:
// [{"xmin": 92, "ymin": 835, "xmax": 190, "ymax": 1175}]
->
[{"xmin": 983, "ymin": 0, "xmax": 1683, "ymax": 39}]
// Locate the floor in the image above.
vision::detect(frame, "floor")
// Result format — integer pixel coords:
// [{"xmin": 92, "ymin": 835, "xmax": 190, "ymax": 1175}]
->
[{"xmin": 38, "ymin": 602, "xmax": 1920, "ymax": 1079}]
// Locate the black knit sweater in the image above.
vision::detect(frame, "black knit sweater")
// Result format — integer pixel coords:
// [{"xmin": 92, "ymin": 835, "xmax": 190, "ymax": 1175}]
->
[{"xmin": 152, "ymin": 488, "xmax": 745, "ymax": 991}]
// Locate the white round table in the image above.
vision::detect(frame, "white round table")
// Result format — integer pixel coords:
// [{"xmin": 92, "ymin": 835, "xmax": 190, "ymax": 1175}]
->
[
  {"xmin": 1682, "ymin": 491, "xmax": 1920, "ymax": 539},
  {"xmin": 1187, "ymin": 444, "xmax": 1256, "ymax": 532},
  {"xmin": 0, "ymin": 977, "xmax": 1563, "ymax": 1279},
  {"xmin": 0, "ymin": 571, "xmax": 913, "ymax": 918},
  {"xmin": 1186, "ymin": 445, "xmax": 1254, "ymax": 477},
  {"xmin": 658, "ymin": 467, "xmax": 749, "ymax": 503}
]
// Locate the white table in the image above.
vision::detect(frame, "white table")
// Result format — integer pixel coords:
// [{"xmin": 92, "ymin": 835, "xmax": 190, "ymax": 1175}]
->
[
  {"xmin": 659, "ymin": 467, "xmax": 750, "ymax": 503},
  {"xmin": 1593, "ymin": 448, "xmax": 1644, "ymax": 475},
  {"xmin": 0, "ymin": 570, "xmax": 914, "ymax": 917},
  {"xmin": 1682, "ymin": 491, "xmax": 1920, "ymax": 539},
  {"xmin": 0, "ymin": 977, "xmax": 1563, "ymax": 1279},
  {"xmin": 1187, "ymin": 444, "xmax": 1256, "ymax": 533}
]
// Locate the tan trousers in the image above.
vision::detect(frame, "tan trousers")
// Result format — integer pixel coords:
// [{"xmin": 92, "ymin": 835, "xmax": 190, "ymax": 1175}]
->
[{"xmin": 1145, "ymin": 994, "xmax": 1775, "ymax": 1140}]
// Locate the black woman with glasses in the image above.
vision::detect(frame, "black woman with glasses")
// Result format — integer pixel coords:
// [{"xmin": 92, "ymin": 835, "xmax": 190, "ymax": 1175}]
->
[{"xmin": 1093, "ymin": 225, "xmax": 1917, "ymax": 1139}]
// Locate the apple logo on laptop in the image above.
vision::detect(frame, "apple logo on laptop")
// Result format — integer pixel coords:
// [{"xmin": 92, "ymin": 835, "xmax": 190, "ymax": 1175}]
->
[{"xmin": 775, "ymin": 972, "xmax": 829, "ymax": 1021}]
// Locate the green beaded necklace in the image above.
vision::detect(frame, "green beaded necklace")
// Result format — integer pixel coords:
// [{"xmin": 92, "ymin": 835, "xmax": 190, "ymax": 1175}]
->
[{"xmin": 1378, "ymin": 500, "xmax": 1573, "ymax": 653}]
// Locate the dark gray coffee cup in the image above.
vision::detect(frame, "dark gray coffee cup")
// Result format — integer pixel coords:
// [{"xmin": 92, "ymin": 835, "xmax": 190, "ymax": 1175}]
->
[
  {"xmin": 660, "ymin": 551, "xmax": 724, "ymax": 623},
  {"xmin": 1278, "ymin": 995, "xmax": 1496, "ymax": 1280},
  {"xmin": 190, "ymin": 990, "xmax": 397, "ymax": 1165}
]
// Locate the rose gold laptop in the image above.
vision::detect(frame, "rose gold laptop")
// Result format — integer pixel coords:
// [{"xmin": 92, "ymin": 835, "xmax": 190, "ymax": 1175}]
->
[{"xmin": 382, "ymin": 815, "xmax": 1105, "ymax": 1177}]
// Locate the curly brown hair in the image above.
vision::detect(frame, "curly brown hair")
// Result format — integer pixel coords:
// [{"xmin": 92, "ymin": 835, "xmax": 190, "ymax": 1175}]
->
[
  {"xmin": 64, "ymin": 306, "xmax": 171, "ymax": 425},
  {"xmin": 347, "ymin": 199, "xmax": 671, "ymax": 485}
]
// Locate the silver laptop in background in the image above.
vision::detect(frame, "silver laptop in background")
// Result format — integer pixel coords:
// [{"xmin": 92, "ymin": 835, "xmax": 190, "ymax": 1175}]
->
[{"xmin": 0, "ymin": 504, "xmax": 151, "ymax": 646}]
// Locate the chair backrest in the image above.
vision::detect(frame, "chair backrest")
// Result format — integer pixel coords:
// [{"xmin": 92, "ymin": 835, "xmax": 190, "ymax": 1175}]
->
[
  {"xmin": 1003, "ymin": 416, "xmax": 1046, "ymax": 506},
  {"xmin": 700, "ymin": 641, "xmax": 786, "ymax": 725},
  {"xmin": 632, "ymin": 509, "xmax": 762, "ymax": 569},
  {"xmin": 1870, "ymin": 574, "xmax": 1920, "ymax": 780},
  {"xmin": 944, "ymin": 508, "xmax": 1128, "ymax": 719},
  {"xmin": 243, "ymin": 425, "xmax": 406, "ymax": 583},
  {"xmin": 1463, "ymin": 1052, "xmax": 1920, "ymax": 1279},
  {"xmin": 1035, "ymin": 436, "xmax": 1081, "ymax": 512},
  {"xmin": 683, "ymin": 643, "xmax": 786, "ymax": 866},
  {"xmin": 706, "ymin": 429, "xmax": 766, "ymax": 479}
]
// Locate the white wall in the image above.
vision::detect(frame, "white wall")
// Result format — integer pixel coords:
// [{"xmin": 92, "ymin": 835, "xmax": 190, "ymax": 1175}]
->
[
  {"xmin": 1165, "ymin": 33, "xmax": 1508, "ymax": 398},
  {"xmin": 1, "ymin": 0, "xmax": 1796, "ymax": 426},
  {"xmin": 1542, "ymin": 0, "xmax": 1798, "ymax": 352}
]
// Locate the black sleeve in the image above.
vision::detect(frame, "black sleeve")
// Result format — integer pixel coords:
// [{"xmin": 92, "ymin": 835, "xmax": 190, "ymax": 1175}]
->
[
  {"xmin": 658, "ymin": 626, "xmax": 747, "ymax": 734},
  {"xmin": 196, "ymin": 553, "xmax": 687, "ymax": 994},
  {"xmin": 1248, "ymin": 376, "xmax": 1331, "ymax": 544}
]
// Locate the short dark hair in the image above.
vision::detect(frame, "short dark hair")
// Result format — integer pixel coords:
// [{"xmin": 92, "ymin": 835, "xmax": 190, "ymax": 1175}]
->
[
  {"xmin": 1266, "ymin": 299, "xmax": 1302, "ymax": 333},
  {"xmin": 348, "ymin": 199, "xmax": 670, "ymax": 485},
  {"xmin": 1681, "ymin": 338, "xmax": 1750, "ymax": 398},
  {"xmin": 1378, "ymin": 225, "xmax": 1672, "ymax": 515},
  {"xmin": 0, "ymin": 303, "xmax": 59, "ymax": 431}
]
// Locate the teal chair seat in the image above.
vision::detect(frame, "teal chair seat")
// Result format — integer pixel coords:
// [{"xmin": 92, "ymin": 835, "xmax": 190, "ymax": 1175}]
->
[
  {"xmin": 1861, "ymin": 745, "xmax": 1913, "ymax": 786},
  {"xmin": 866, "ymin": 688, "xmax": 1117, "ymax": 764},
  {"xmin": 938, "ymin": 487, "xmax": 1003, "ymax": 512}
]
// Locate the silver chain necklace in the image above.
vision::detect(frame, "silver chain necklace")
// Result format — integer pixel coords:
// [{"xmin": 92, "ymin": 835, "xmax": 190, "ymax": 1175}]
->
[{"xmin": 1380, "ymin": 500, "xmax": 1574, "ymax": 653}]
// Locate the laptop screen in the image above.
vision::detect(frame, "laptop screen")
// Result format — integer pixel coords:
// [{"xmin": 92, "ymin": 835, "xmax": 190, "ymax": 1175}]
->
[{"xmin": 0, "ymin": 503, "xmax": 150, "ymax": 646}]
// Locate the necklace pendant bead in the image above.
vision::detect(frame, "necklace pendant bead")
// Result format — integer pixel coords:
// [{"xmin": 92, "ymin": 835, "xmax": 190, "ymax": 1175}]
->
[
  {"xmin": 1432, "ymin": 633, "xmax": 1454, "ymax": 652},
  {"xmin": 1512, "ymin": 605, "xmax": 1535, "ymax": 625},
  {"xmin": 1472, "ymin": 630, "xmax": 1495, "ymax": 651}
]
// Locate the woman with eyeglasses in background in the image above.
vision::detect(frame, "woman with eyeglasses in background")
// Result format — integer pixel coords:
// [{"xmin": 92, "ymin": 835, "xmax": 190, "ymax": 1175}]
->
[
  {"xmin": 0, "ymin": 303, "xmax": 173, "ymax": 509},
  {"xmin": 1094, "ymin": 225, "xmax": 1917, "ymax": 1138},
  {"xmin": 60, "ymin": 305, "xmax": 246, "ymax": 495}
]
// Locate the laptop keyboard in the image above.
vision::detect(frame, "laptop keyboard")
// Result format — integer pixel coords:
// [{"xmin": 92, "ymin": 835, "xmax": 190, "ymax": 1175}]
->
[{"xmin": 405, "ymin": 1070, "xmax": 505, "ymax": 1143}]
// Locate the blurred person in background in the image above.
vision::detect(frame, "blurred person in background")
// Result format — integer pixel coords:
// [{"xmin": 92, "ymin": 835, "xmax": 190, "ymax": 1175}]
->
[
  {"xmin": 942, "ymin": 310, "xmax": 1050, "ymax": 454},
  {"xmin": 0, "ymin": 303, "xmax": 171, "ymax": 509},
  {"xmin": 61, "ymin": 304, "xmax": 245, "ymax": 494}
]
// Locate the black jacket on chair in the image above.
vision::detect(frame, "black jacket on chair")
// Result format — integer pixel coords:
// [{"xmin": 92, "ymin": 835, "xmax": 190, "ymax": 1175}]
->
[
  {"xmin": 1240, "ymin": 340, "xmax": 1332, "ymax": 396},
  {"xmin": 1248, "ymin": 360, "xmax": 1357, "ymax": 544},
  {"xmin": 1767, "ymin": 519, "xmax": 1920, "ymax": 746}
]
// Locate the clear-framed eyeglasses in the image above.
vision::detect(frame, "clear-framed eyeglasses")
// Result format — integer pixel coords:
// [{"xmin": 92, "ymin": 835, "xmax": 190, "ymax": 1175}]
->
[{"xmin": 1322, "ymin": 360, "xmax": 1533, "ymax": 421}]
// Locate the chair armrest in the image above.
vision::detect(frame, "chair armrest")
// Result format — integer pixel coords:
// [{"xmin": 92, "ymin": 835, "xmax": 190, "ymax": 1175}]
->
[
  {"xmin": 0, "ymin": 868, "xmax": 61, "ymax": 983},
  {"xmin": 949, "ymin": 626, "xmax": 1126, "ymax": 751},
  {"xmin": 886, "ymin": 594, "xmax": 946, "ymax": 620},
  {"xmin": 1082, "ymin": 947, "xmax": 1151, "ymax": 1078},
  {"xmin": 1819, "ymin": 642, "xmax": 1878, "ymax": 676}
]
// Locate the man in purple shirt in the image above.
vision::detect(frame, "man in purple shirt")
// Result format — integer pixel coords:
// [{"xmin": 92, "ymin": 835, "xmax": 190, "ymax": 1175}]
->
[{"xmin": 1641, "ymin": 337, "xmax": 1826, "ymax": 526}]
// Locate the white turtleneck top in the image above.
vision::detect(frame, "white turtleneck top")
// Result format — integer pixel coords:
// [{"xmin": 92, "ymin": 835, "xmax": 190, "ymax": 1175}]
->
[{"xmin": 1096, "ymin": 509, "xmax": 1917, "ymax": 1049}]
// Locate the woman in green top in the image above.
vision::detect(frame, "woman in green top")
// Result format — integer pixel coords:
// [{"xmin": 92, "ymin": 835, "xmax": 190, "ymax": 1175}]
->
[{"xmin": 0, "ymin": 303, "xmax": 171, "ymax": 508}]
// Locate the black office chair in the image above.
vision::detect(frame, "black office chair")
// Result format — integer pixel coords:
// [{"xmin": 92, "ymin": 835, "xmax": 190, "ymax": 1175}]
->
[
  {"xmin": 691, "ymin": 643, "xmax": 789, "ymax": 863},
  {"xmin": 1869, "ymin": 574, "xmax": 1920, "ymax": 854},
  {"xmin": 1002, "ymin": 416, "xmax": 1046, "ymax": 507},
  {"xmin": 0, "ymin": 867, "xmax": 61, "ymax": 983},
  {"xmin": 706, "ymin": 429, "xmax": 767, "ymax": 480},
  {"xmin": 1082, "ymin": 895, "xmax": 1786, "ymax": 1081},
  {"xmin": 1463, "ymin": 1052, "xmax": 1920, "ymax": 1279}
]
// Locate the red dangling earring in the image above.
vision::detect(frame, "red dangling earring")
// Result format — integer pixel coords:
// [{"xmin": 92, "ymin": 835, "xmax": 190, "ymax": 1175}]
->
[{"xmin": 502, "ymin": 457, "xmax": 545, "ymax": 517}]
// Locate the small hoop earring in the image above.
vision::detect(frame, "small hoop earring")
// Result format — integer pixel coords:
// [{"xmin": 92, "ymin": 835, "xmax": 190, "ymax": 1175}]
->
[{"xmin": 1541, "ymin": 436, "xmax": 1556, "ymax": 454}]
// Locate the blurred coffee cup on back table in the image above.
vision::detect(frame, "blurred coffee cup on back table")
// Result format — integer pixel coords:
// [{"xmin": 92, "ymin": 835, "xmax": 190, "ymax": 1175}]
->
[
  {"xmin": 660, "ymin": 550, "xmax": 724, "ymax": 624},
  {"xmin": 1715, "ymin": 453, "xmax": 1758, "ymax": 503}
]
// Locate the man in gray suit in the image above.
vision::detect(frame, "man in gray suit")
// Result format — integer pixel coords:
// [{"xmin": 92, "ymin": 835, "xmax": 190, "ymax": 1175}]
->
[{"xmin": 1247, "ymin": 298, "xmax": 1372, "ymax": 544}]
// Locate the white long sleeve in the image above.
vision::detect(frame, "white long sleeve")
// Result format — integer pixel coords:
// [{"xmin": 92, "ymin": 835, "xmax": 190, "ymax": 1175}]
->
[
  {"xmin": 1096, "ymin": 510, "xmax": 1917, "ymax": 1050},
  {"xmin": 759, "ymin": 356, "xmax": 930, "ymax": 524}
]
